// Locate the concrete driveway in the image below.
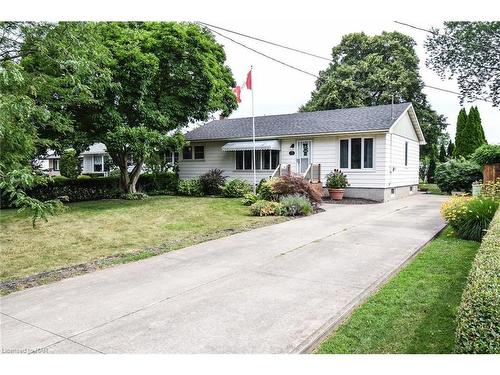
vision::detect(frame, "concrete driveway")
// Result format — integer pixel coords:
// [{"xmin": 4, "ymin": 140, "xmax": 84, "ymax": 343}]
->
[{"xmin": 1, "ymin": 194, "xmax": 446, "ymax": 354}]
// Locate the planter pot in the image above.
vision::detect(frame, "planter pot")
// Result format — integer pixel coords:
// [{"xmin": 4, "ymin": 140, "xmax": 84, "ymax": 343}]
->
[{"xmin": 328, "ymin": 188, "xmax": 345, "ymax": 201}]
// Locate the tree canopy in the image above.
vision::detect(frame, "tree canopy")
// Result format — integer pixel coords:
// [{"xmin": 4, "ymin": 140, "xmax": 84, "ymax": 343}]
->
[
  {"xmin": 454, "ymin": 107, "xmax": 487, "ymax": 158},
  {"xmin": 425, "ymin": 22, "xmax": 500, "ymax": 106},
  {"xmin": 301, "ymin": 31, "xmax": 447, "ymax": 158}
]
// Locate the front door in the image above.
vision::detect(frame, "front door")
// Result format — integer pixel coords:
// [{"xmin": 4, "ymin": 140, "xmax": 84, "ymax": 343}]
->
[{"xmin": 297, "ymin": 140, "xmax": 311, "ymax": 174}]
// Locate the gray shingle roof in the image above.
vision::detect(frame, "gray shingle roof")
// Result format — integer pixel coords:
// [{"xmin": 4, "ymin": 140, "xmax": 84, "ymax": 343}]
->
[{"xmin": 185, "ymin": 102, "xmax": 412, "ymax": 141}]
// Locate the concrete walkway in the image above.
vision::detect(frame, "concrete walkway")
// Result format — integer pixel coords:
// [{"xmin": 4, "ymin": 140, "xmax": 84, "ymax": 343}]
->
[{"xmin": 1, "ymin": 194, "xmax": 446, "ymax": 354}]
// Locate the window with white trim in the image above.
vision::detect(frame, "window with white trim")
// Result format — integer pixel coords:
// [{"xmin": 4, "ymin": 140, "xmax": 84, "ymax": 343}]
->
[
  {"xmin": 182, "ymin": 145, "xmax": 204, "ymax": 160},
  {"xmin": 339, "ymin": 138, "xmax": 374, "ymax": 170},
  {"xmin": 93, "ymin": 155, "xmax": 103, "ymax": 172},
  {"xmin": 235, "ymin": 150, "xmax": 279, "ymax": 170}
]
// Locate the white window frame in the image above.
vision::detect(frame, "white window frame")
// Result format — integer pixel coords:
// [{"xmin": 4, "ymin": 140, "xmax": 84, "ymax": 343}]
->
[
  {"xmin": 234, "ymin": 149, "xmax": 279, "ymax": 171},
  {"xmin": 92, "ymin": 154, "xmax": 104, "ymax": 173},
  {"xmin": 182, "ymin": 144, "xmax": 205, "ymax": 161},
  {"xmin": 338, "ymin": 137, "xmax": 375, "ymax": 171}
]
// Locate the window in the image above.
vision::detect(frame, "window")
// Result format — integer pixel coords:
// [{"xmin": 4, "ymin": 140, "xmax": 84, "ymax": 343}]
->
[
  {"xmin": 93, "ymin": 155, "xmax": 103, "ymax": 172},
  {"xmin": 339, "ymin": 138, "xmax": 374, "ymax": 170},
  {"xmin": 52, "ymin": 159, "xmax": 60, "ymax": 171},
  {"xmin": 165, "ymin": 151, "xmax": 179, "ymax": 164},
  {"xmin": 182, "ymin": 146, "xmax": 193, "ymax": 160},
  {"xmin": 235, "ymin": 150, "xmax": 280, "ymax": 170},
  {"xmin": 244, "ymin": 150, "xmax": 252, "ymax": 170},
  {"xmin": 404, "ymin": 142, "xmax": 408, "ymax": 166},
  {"xmin": 236, "ymin": 151, "xmax": 244, "ymax": 170},
  {"xmin": 340, "ymin": 140, "xmax": 349, "ymax": 169},
  {"xmin": 364, "ymin": 138, "xmax": 373, "ymax": 168},
  {"xmin": 350, "ymin": 138, "xmax": 362, "ymax": 169},
  {"xmin": 194, "ymin": 146, "xmax": 205, "ymax": 160}
]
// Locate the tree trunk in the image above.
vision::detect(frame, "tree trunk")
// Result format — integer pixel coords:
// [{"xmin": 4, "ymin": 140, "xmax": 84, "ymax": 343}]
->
[{"xmin": 108, "ymin": 150, "xmax": 143, "ymax": 195}]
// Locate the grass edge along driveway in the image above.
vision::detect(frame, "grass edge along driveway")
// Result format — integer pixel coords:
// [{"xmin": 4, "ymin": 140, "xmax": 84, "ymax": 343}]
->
[
  {"xmin": 0, "ymin": 196, "xmax": 286, "ymax": 285},
  {"xmin": 316, "ymin": 227, "xmax": 480, "ymax": 354}
]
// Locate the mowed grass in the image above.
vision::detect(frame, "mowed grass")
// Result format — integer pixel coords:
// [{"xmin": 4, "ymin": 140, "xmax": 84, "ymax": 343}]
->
[
  {"xmin": 316, "ymin": 227, "xmax": 480, "ymax": 354},
  {"xmin": 419, "ymin": 183, "xmax": 446, "ymax": 195},
  {"xmin": 0, "ymin": 196, "xmax": 286, "ymax": 281}
]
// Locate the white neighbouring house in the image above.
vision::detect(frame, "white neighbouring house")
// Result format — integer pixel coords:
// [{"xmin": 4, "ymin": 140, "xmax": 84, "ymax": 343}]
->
[
  {"xmin": 37, "ymin": 143, "xmax": 111, "ymax": 176},
  {"xmin": 179, "ymin": 102, "xmax": 425, "ymax": 202}
]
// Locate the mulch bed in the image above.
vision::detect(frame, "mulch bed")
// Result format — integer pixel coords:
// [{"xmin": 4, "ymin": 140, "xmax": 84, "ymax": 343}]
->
[{"xmin": 322, "ymin": 197, "xmax": 379, "ymax": 205}]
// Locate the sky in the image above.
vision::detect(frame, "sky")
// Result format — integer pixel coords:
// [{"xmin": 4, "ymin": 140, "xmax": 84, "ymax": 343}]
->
[
  {"xmin": 3, "ymin": 1, "xmax": 498, "ymax": 143},
  {"xmin": 203, "ymin": 19, "xmax": 499, "ymax": 144}
]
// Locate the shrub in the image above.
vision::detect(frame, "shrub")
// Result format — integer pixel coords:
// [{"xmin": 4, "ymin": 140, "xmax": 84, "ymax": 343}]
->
[
  {"xmin": 198, "ymin": 168, "xmax": 227, "ymax": 195},
  {"xmin": 122, "ymin": 192, "xmax": 148, "ymax": 200},
  {"xmin": 76, "ymin": 175, "xmax": 92, "ymax": 180},
  {"xmin": 326, "ymin": 169, "xmax": 349, "ymax": 189},
  {"xmin": 222, "ymin": 178, "xmax": 252, "ymax": 198},
  {"xmin": 434, "ymin": 159, "xmax": 482, "ymax": 193},
  {"xmin": 241, "ymin": 192, "xmax": 258, "ymax": 206},
  {"xmin": 59, "ymin": 149, "xmax": 81, "ymax": 179},
  {"xmin": 471, "ymin": 144, "xmax": 500, "ymax": 166},
  {"xmin": 441, "ymin": 195, "xmax": 498, "ymax": 241},
  {"xmin": 279, "ymin": 194, "xmax": 313, "ymax": 216},
  {"xmin": 250, "ymin": 200, "xmax": 282, "ymax": 216},
  {"xmin": 178, "ymin": 179, "xmax": 204, "ymax": 197},
  {"xmin": 268, "ymin": 175, "xmax": 322, "ymax": 203},
  {"xmin": 0, "ymin": 173, "xmax": 178, "ymax": 207},
  {"xmin": 455, "ymin": 210, "xmax": 500, "ymax": 353},
  {"xmin": 257, "ymin": 179, "xmax": 274, "ymax": 201},
  {"xmin": 481, "ymin": 178, "xmax": 500, "ymax": 200}
]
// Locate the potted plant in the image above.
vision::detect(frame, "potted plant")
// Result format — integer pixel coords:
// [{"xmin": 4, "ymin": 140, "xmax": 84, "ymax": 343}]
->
[{"xmin": 326, "ymin": 169, "xmax": 349, "ymax": 200}]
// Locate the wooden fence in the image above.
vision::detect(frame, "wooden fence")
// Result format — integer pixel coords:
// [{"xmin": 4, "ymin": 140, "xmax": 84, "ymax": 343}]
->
[{"xmin": 483, "ymin": 163, "xmax": 500, "ymax": 183}]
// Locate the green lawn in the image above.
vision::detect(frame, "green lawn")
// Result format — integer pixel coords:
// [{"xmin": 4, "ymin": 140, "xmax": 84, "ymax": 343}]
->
[
  {"xmin": 0, "ymin": 196, "xmax": 286, "ymax": 282},
  {"xmin": 419, "ymin": 183, "xmax": 446, "ymax": 195},
  {"xmin": 316, "ymin": 227, "xmax": 480, "ymax": 354}
]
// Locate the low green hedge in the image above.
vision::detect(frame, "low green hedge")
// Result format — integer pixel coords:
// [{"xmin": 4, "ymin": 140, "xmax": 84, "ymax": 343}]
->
[
  {"xmin": 455, "ymin": 209, "xmax": 500, "ymax": 353},
  {"xmin": 1, "ymin": 172, "xmax": 178, "ymax": 207}
]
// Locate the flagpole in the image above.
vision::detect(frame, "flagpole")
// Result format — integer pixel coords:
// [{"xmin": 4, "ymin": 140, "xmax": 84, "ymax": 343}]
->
[{"xmin": 251, "ymin": 65, "xmax": 256, "ymax": 193}]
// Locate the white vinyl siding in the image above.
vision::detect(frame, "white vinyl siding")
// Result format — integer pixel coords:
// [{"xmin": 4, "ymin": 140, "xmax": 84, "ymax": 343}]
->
[
  {"xmin": 178, "ymin": 141, "xmax": 276, "ymax": 184},
  {"xmin": 387, "ymin": 134, "xmax": 419, "ymax": 187}
]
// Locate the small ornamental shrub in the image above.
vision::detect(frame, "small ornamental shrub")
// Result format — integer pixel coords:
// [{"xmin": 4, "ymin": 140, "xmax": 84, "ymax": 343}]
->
[
  {"xmin": 441, "ymin": 195, "xmax": 498, "ymax": 241},
  {"xmin": 257, "ymin": 179, "xmax": 274, "ymax": 201},
  {"xmin": 279, "ymin": 194, "xmax": 313, "ymax": 216},
  {"xmin": 199, "ymin": 168, "xmax": 227, "ymax": 195},
  {"xmin": 122, "ymin": 192, "xmax": 149, "ymax": 200},
  {"xmin": 326, "ymin": 169, "xmax": 349, "ymax": 189},
  {"xmin": 241, "ymin": 192, "xmax": 258, "ymax": 206},
  {"xmin": 177, "ymin": 179, "xmax": 204, "ymax": 197},
  {"xmin": 455, "ymin": 210, "xmax": 500, "ymax": 353},
  {"xmin": 59, "ymin": 149, "xmax": 81, "ymax": 179},
  {"xmin": 481, "ymin": 178, "xmax": 500, "ymax": 200},
  {"xmin": 470, "ymin": 144, "xmax": 500, "ymax": 166},
  {"xmin": 268, "ymin": 175, "xmax": 322, "ymax": 203},
  {"xmin": 434, "ymin": 159, "xmax": 482, "ymax": 193},
  {"xmin": 222, "ymin": 178, "xmax": 252, "ymax": 198},
  {"xmin": 250, "ymin": 200, "xmax": 282, "ymax": 216}
]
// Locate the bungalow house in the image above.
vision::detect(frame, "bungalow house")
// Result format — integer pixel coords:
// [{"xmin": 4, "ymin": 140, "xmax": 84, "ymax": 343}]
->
[{"xmin": 179, "ymin": 102, "xmax": 425, "ymax": 202}]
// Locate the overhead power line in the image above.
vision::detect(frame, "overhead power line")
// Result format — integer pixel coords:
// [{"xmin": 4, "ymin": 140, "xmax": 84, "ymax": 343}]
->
[
  {"xmin": 198, "ymin": 21, "xmax": 332, "ymax": 61},
  {"xmin": 201, "ymin": 21, "xmax": 493, "ymax": 104},
  {"xmin": 202, "ymin": 25, "xmax": 320, "ymax": 79}
]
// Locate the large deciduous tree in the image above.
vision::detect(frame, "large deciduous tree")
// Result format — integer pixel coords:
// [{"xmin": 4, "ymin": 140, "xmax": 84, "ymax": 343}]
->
[
  {"xmin": 1, "ymin": 22, "xmax": 110, "ymax": 224},
  {"xmin": 425, "ymin": 22, "xmax": 500, "ymax": 106},
  {"xmin": 301, "ymin": 32, "xmax": 447, "ymax": 158},
  {"xmin": 68, "ymin": 22, "xmax": 237, "ymax": 193}
]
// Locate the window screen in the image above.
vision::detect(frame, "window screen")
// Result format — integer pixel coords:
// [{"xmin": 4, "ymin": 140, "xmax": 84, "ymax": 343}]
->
[
  {"xmin": 350, "ymin": 138, "xmax": 361, "ymax": 169},
  {"xmin": 364, "ymin": 138, "xmax": 373, "ymax": 168},
  {"xmin": 340, "ymin": 140, "xmax": 349, "ymax": 169},
  {"xmin": 194, "ymin": 146, "xmax": 204, "ymax": 160},
  {"xmin": 235, "ymin": 151, "xmax": 244, "ymax": 170}
]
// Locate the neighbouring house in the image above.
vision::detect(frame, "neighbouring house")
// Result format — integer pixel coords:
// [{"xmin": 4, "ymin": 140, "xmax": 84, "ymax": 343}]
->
[
  {"xmin": 179, "ymin": 102, "xmax": 425, "ymax": 201},
  {"xmin": 36, "ymin": 149, "xmax": 61, "ymax": 176},
  {"xmin": 80, "ymin": 143, "xmax": 111, "ymax": 175}
]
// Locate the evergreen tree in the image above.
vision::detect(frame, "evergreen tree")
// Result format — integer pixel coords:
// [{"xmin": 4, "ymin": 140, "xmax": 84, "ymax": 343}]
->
[
  {"xmin": 439, "ymin": 144, "xmax": 447, "ymax": 162},
  {"xmin": 453, "ymin": 108, "xmax": 468, "ymax": 157},
  {"xmin": 427, "ymin": 157, "xmax": 437, "ymax": 183},
  {"xmin": 460, "ymin": 106, "xmax": 487, "ymax": 157},
  {"xmin": 447, "ymin": 141, "xmax": 455, "ymax": 158}
]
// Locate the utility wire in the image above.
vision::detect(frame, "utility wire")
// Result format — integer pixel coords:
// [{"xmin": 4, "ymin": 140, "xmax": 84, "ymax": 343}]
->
[
  {"xmin": 203, "ymin": 26, "xmax": 320, "ymax": 79},
  {"xmin": 202, "ymin": 21, "xmax": 493, "ymax": 104},
  {"xmin": 198, "ymin": 21, "xmax": 332, "ymax": 61}
]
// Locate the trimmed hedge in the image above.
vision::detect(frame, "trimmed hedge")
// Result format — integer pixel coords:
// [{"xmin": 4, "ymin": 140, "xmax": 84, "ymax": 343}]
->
[
  {"xmin": 455, "ymin": 209, "xmax": 500, "ymax": 353},
  {"xmin": 1, "ymin": 172, "xmax": 178, "ymax": 207}
]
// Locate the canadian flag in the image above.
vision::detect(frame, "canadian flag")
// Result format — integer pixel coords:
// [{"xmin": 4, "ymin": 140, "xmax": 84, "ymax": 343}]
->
[
  {"xmin": 232, "ymin": 69, "xmax": 252, "ymax": 104},
  {"xmin": 232, "ymin": 86, "xmax": 242, "ymax": 103},
  {"xmin": 245, "ymin": 69, "xmax": 252, "ymax": 90}
]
